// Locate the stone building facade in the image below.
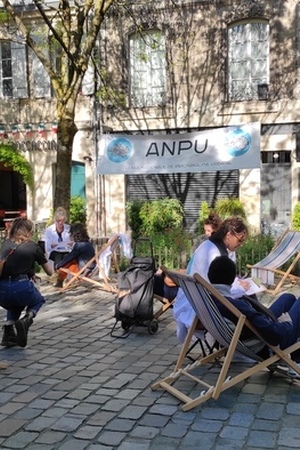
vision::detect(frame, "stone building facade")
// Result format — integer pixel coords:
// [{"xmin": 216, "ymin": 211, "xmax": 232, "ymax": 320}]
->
[
  {"xmin": 95, "ymin": 0, "xmax": 300, "ymax": 234},
  {"xmin": 1, "ymin": 0, "xmax": 300, "ymax": 237}
]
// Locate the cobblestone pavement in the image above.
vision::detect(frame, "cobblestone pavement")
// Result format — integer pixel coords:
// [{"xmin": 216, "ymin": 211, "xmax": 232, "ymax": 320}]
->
[{"xmin": 0, "ymin": 278, "xmax": 300, "ymax": 449}]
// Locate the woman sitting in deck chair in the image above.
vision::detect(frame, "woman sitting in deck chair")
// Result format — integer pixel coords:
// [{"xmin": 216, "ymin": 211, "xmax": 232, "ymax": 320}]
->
[
  {"xmin": 173, "ymin": 217, "xmax": 250, "ymax": 343},
  {"xmin": 54, "ymin": 223, "xmax": 95, "ymax": 288}
]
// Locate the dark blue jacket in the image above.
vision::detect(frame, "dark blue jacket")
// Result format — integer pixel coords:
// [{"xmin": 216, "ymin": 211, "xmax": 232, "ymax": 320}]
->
[
  {"xmin": 212, "ymin": 284, "xmax": 293, "ymax": 346},
  {"xmin": 56, "ymin": 241, "xmax": 95, "ymax": 270}
]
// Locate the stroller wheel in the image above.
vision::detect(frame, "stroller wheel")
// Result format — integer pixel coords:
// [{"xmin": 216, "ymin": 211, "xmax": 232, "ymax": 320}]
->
[
  {"xmin": 148, "ymin": 319, "xmax": 159, "ymax": 335},
  {"xmin": 121, "ymin": 321, "xmax": 131, "ymax": 332}
]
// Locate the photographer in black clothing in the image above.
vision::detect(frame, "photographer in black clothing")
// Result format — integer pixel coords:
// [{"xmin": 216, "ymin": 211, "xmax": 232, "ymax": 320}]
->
[{"xmin": 0, "ymin": 218, "xmax": 53, "ymax": 348}]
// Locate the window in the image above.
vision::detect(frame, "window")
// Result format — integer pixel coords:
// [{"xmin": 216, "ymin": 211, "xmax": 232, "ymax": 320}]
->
[
  {"xmin": 129, "ymin": 30, "xmax": 166, "ymax": 107},
  {"xmin": 0, "ymin": 41, "xmax": 28, "ymax": 98},
  {"xmin": 261, "ymin": 151, "xmax": 291, "ymax": 164},
  {"xmin": 228, "ymin": 21, "xmax": 269, "ymax": 101},
  {"xmin": 1, "ymin": 42, "xmax": 12, "ymax": 97}
]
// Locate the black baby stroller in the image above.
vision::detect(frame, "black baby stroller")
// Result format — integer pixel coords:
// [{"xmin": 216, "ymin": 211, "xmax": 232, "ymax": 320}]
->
[{"xmin": 110, "ymin": 237, "xmax": 158, "ymax": 338}]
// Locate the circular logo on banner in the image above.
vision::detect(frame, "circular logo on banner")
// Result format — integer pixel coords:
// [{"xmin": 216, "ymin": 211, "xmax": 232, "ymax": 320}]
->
[
  {"xmin": 226, "ymin": 128, "xmax": 251, "ymax": 157},
  {"xmin": 106, "ymin": 138, "xmax": 133, "ymax": 163}
]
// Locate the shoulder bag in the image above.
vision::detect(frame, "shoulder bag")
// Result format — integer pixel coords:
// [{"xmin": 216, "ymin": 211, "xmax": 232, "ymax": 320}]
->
[{"xmin": 0, "ymin": 244, "xmax": 21, "ymax": 278}]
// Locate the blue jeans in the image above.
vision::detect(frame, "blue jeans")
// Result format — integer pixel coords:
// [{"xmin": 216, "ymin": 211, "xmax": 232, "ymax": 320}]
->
[
  {"xmin": 0, "ymin": 279, "xmax": 45, "ymax": 322},
  {"xmin": 269, "ymin": 293, "xmax": 300, "ymax": 349}
]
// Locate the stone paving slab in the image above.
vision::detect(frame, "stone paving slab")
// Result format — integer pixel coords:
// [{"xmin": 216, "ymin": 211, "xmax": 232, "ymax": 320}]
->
[{"xmin": 0, "ymin": 277, "xmax": 299, "ymax": 449}]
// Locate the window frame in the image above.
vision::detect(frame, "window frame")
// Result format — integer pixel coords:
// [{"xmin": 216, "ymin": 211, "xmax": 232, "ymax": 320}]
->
[
  {"xmin": 227, "ymin": 19, "xmax": 269, "ymax": 102},
  {"xmin": 129, "ymin": 29, "xmax": 167, "ymax": 108},
  {"xmin": 0, "ymin": 40, "xmax": 28, "ymax": 99}
]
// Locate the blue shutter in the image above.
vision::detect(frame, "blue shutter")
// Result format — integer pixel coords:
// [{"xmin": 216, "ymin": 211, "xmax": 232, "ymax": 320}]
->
[{"xmin": 71, "ymin": 162, "xmax": 86, "ymax": 199}]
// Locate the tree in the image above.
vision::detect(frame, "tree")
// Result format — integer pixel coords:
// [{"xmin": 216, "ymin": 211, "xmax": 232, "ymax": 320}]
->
[{"xmin": 0, "ymin": 0, "xmax": 116, "ymax": 214}]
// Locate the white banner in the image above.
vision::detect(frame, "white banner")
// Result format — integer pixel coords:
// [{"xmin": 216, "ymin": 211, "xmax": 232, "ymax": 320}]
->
[{"xmin": 97, "ymin": 122, "xmax": 261, "ymax": 175}]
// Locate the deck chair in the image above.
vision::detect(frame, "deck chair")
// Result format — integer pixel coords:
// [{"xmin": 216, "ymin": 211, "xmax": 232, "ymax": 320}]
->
[
  {"xmin": 151, "ymin": 268, "xmax": 300, "ymax": 411},
  {"xmin": 60, "ymin": 233, "xmax": 132, "ymax": 292},
  {"xmin": 247, "ymin": 230, "xmax": 300, "ymax": 295}
]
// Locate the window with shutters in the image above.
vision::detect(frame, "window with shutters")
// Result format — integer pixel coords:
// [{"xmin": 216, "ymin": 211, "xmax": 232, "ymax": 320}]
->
[
  {"xmin": 32, "ymin": 50, "xmax": 51, "ymax": 98},
  {"xmin": 228, "ymin": 21, "xmax": 269, "ymax": 101},
  {"xmin": 0, "ymin": 41, "xmax": 28, "ymax": 98},
  {"xmin": 129, "ymin": 30, "xmax": 166, "ymax": 107}
]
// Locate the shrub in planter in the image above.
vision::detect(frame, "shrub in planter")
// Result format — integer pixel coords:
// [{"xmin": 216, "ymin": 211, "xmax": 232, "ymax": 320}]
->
[
  {"xmin": 215, "ymin": 197, "xmax": 247, "ymax": 219},
  {"xmin": 235, "ymin": 233, "xmax": 275, "ymax": 276},
  {"xmin": 139, "ymin": 198, "xmax": 184, "ymax": 235},
  {"xmin": 292, "ymin": 202, "xmax": 300, "ymax": 230},
  {"xmin": 151, "ymin": 228, "xmax": 192, "ymax": 268},
  {"xmin": 70, "ymin": 196, "xmax": 87, "ymax": 224},
  {"xmin": 125, "ymin": 199, "xmax": 146, "ymax": 240},
  {"xmin": 198, "ymin": 201, "xmax": 210, "ymax": 234}
]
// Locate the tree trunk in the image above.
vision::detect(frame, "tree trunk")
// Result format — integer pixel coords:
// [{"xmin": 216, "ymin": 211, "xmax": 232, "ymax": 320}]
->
[{"xmin": 54, "ymin": 103, "xmax": 77, "ymax": 218}]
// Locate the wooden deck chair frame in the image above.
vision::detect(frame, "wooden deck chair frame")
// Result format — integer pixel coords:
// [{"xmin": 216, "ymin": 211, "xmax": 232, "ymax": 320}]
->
[
  {"xmin": 153, "ymin": 268, "xmax": 186, "ymax": 320},
  {"xmin": 151, "ymin": 268, "xmax": 300, "ymax": 411},
  {"xmin": 247, "ymin": 230, "xmax": 300, "ymax": 296},
  {"xmin": 153, "ymin": 294, "xmax": 175, "ymax": 320},
  {"xmin": 59, "ymin": 234, "xmax": 121, "ymax": 292}
]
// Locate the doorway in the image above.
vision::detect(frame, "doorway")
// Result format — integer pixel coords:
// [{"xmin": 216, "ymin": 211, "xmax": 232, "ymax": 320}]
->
[{"xmin": 260, "ymin": 151, "xmax": 291, "ymax": 236}]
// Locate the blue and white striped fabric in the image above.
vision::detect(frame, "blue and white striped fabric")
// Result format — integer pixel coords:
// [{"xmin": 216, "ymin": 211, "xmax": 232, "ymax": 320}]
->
[{"xmin": 251, "ymin": 231, "xmax": 300, "ymax": 285}]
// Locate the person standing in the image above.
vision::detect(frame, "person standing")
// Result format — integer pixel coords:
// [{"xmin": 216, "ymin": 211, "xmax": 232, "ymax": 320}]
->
[{"xmin": 0, "ymin": 218, "xmax": 53, "ymax": 348}]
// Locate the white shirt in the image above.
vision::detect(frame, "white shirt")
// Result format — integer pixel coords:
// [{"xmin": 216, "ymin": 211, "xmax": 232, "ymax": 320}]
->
[
  {"xmin": 43, "ymin": 223, "xmax": 71, "ymax": 258},
  {"xmin": 173, "ymin": 239, "xmax": 245, "ymax": 343}
]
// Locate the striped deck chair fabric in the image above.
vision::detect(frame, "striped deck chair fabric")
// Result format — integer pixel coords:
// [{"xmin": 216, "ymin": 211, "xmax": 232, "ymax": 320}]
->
[
  {"xmin": 249, "ymin": 230, "xmax": 300, "ymax": 295},
  {"xmin": 152, "ymin": 268, "xmax": 300, "ymax": 411}
]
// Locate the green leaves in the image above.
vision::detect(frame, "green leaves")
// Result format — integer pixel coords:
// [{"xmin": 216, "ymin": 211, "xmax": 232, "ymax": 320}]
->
[{"xmin": 0, "ymin": 143, "xmax": 34, "ymax": 191}]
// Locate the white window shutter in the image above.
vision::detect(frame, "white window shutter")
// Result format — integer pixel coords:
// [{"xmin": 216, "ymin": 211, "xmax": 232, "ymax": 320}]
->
[
  {"xmin": 81, "ymin": 60, "xmax": 95, "ymax": 96},
  {"xmin": 32, "ymin": 50, "xmax": 51, "ymax": 98},
  {"xmin": 11, "ymin": 42, "xmax": 28, "ymax": 98}
]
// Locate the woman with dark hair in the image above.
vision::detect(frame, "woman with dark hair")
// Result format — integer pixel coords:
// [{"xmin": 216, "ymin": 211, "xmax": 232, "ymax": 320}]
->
[
  {"xmin": 0, "ymin": 218, "xmax": 53, "ymax": 348},
  {"xmin": 192, "ymin": 212, "xmax": 222, "ymax": 252},
  {"xmin": 154, "ymin": 213, "xmax": 222, "ymax": 301},
  {"xmin": 203, "ymin": 213, "xmax": 222, "ymax": 237},
  {"xmin": 55, "ymin": 223, "xmax": 95, "ymax": 288},
  {"xmin": 173, "ymin": 216, "xmax": 249, "ymax": 342}
]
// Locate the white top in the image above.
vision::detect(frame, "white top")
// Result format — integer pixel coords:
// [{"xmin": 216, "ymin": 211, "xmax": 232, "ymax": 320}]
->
[
  {"xmin": 173, "ymin": 239, "xmax": 245, "ymax": 343},
  {"xmin": 43, "ymin": 223, "xmax": 71, "ymax": 257}
]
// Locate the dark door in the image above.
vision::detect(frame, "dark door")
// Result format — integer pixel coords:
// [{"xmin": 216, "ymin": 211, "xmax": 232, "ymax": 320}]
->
[{"xmin": 260, "ymin": 156, "xmax": 291, "ymax": 236}]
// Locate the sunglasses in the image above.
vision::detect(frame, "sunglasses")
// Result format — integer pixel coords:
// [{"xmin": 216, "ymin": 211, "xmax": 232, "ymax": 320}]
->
[{"xmin": 233, "ymin": 232, "xmax": 246, "ymax": 245}]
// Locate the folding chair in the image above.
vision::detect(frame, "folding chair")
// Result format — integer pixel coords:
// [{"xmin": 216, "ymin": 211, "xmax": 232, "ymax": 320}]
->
[
  {"xmin": 247, "ymin": 230, "xmax": 300, "ymax": 295},
  {"xmin": 60, "ymin": 233, "xmax": 131, "ymax": 292},
  {"xmin": 151, "ymin": 268, "xmax": 300, "ymax": 411}
]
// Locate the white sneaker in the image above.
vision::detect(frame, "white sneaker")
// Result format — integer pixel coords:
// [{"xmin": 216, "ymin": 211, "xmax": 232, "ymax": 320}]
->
[{"xmin": 287, "ymin": 362, "xmax": 300, "ymax": 378}]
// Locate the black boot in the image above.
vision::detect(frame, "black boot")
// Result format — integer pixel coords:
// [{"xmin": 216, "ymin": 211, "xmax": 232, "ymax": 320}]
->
[
  {"xmin": 15, "ymin": 315, "xmax": 33, "ymax": 348},
  {"xmin": 1, "ymin": 324, "xmax": 17, "ymax": 348},
  {"xmin": 54, "ymin": 279, "xmax": 63, "ymax": 288}
]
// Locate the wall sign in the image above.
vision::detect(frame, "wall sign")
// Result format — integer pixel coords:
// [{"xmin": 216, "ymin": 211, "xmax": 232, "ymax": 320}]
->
[{"xmin": 97, "ymin": 122, "xmax": 261, "ymax": 175}]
